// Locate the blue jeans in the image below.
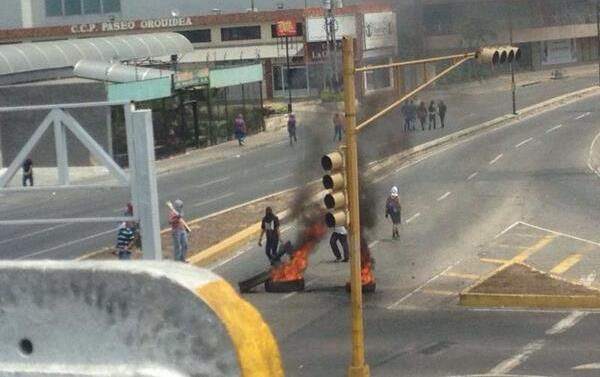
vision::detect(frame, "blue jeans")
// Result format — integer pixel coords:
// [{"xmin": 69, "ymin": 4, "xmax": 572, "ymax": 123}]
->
[
  {"xmin": 334, "ymin": 126, "xmax": 342, "ymax": 141},
  {"xmin": 118, "ymin": 249, "xmax": 131, "ymax": 260},
  {"xmin": 172, "ymin": 231, "xmax": 188, "ymax": 262}
]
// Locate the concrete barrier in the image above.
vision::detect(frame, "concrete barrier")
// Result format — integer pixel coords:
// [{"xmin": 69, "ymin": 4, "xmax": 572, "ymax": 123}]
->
[{"xmin": 0, "ymin": 261, "xmax": 283, "ymax": 377}]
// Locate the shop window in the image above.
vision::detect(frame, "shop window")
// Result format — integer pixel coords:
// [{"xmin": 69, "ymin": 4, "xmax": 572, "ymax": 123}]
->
[
  {"xmin": 45, "ymin": 0, "xmax": 63, "ymax": 16},
  {"xmin": 364, "ymin": 60, "xmax": 392, "ymax": 92},
  {"xmin": 178, "ymin": 29, "xmax": 211, "ymax": 44},
  {"xmin": 221, "ymin": 26, "xmax": 261, "ymax": 42},
  {"xmin": 83, "ymin": 0, "xmax": 101, "ymax": 14},
  {"xmin": 64, "ymin": 0, "xmax": 82, "ymax": 15},
  {"xmin": 102, "ymin": 0, "xmax": 121, "ymax": 13}
]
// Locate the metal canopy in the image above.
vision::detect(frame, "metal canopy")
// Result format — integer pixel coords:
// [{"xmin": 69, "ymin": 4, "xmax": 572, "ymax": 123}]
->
[{"xmin": 0, "ymin": 32, "xmax": 192, "ymax": 76}]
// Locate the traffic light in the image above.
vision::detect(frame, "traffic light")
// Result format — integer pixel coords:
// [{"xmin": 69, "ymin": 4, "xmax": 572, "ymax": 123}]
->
[
  {"xmin": 321, "ymin": 151, "xmax": 347, "ymax": 228},
  {"xmin": 476, "ymin": 46, "xmax": 521, "ymax": 65}
]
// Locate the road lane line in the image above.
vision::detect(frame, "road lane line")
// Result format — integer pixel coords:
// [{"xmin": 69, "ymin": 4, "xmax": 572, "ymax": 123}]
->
[
  {"xmin": 444, "ymin": 272, "xmax": 480, "ymax": 280},
  {"xmin": 18, "ymin": 228, "xmax": 116, "ymax": 260},
  {"xmin": 575, "ymin": 112, "xmax": 591, "ymax": 120},
  {"xmin": 488, "ymin": 340, "xmax": 545, "ymax": 375},
  {"xmin": 192, "ymin": 192, "xmax": 235, "ymax": 208},
  {"xmin": 405, "ymin": 213, "xmax": 421, "ymax": 224},
  {"xmin": 281, "ymin": 278, "xmax": 321, "ymax": 300},
  {"xmin": 421, "ymin": 289, "xmax": 455, "ymax": 296},
  {"xmin": 194, "ymin": 176, "xmax": 231, "ymax": 189},
  {"xmin": 494, "ymin": 221, "xmax": 520, "ymax": 239},
  {"xmin": 546, "ymin": 311, "xmax": 587, "ymax": 335},
  {"xmin": 265, "ymin": 159, "xmax": 291, "ymax": 168},
  {"xmin": 588, "ymin": 130, "xmax": 600, "ymax": 178},
  {"xmin": 270, "ymin": 173, "xmax": 294, "ymax": 183},
  {"xmin": 515, "ymin": 137, "xmax": 534, "ymax": 148},
  {"xmin": 549, "ymin": 253, "xmax": 583, "ymax": 275},
  {"xmin": 480, "ymin": 257, "xmax": 509, "ymax": 264},
  {"xmin": 0, "ymin": 223, "xmax": 70, "ymax": 246},
  {"xmin": 546, "ymin": 124, "xmax": 563, "ymax": 133},
  {"xmin": 518, "ymin": 221, "xmax": 600, "ymax": 247},
  {"xmin": 488, "ymin": 153, "xmax": 504, "ymax": 165},
  {"xmin": 437, "ymin": 191, "xmax": 452, "ymax": 201},
  {"xmin": 210, "ymin": 245, "xmax": 252, "ymax": 270},
  {"xmin": 368, "ymin": 240, "xmax": 380, "ymax": 248},
  {"xmin": 466, "ymin": 171, "xmax": 479, "ymax": 181},
  {"xmin": 387, "ymin": 261, "xmax": 460, "ymax": 310}
]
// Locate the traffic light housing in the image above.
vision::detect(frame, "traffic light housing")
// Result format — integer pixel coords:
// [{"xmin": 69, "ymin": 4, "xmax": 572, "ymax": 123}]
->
[
  {"xmin": 476, "ymin": 46, "xmax": 521, "ymax": 65},
  {"xmin": 321, "ymin": 151, "xmax": 348, "ymax": 228}
]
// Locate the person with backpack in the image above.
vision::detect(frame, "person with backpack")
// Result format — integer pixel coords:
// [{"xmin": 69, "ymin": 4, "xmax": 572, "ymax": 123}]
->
[
  {"xmin": 417, "ymin": 101, "xmax": 427, "ymax": 131},
  {"xmin": 287, "ymin": 112, "xmax": 297, "ymax": 146},
  {"xmin": 233, "ymin": 113, "xmax": 246, "ymax": 146},
  {"xmin": 385, "ymin": 186, "xmax": 401, "ymax": 239},
  {"xmin": 258, "ymin": 207, "xmax": 280, "ymax": 264},
  {"xmin": 428, "ymin": 100, "xmax": 438, "ymax": 130},
  {"xmin": 438, "ymin": 100, "xmax": 447, "ymax": 128}
]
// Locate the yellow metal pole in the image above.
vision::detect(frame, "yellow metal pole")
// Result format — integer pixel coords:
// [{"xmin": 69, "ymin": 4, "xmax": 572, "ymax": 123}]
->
[
  {"xmin": 342, "ymin": 36, "xmax": 370, "ymax": 377},
  {"xmin": 422, "ymin": 63, "xmax": 428, "ymax": 82}
]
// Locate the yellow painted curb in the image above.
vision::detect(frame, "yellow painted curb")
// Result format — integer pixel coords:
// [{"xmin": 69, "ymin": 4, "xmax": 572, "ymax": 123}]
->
[{"xmin": 459, "ymin": 292, "xmax": 600, "ymax": 309}]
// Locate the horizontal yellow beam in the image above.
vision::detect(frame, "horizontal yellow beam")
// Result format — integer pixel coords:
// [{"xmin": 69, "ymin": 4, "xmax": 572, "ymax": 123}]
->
[{"xmin": 355, "ymin": 52, "xmax": 477, "ymax": 73}]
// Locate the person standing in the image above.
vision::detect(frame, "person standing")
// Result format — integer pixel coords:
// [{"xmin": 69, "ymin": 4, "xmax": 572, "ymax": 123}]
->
[
  {"xmin": 428, "ymin": 100, "xmax": 438, "ymax": 130},
  {"xmin": 233, "ymin": 113, "xmax": 246, "ymax": 146},
  {"xmin": 417, "ymin": 101, "xmax": 427, "ymax": 131},
  {"xmin": 333, "ymin": 113, "xmax": 344, "ymax": 141},
  {"xmin": 258, "ymin": 207, "xmax": 280, "ymax": 264},
  {"xmin": 287, "ymin": 112, "xmax": 298, "ymax": 146},
  {"xmin": 438, "ymin": 100, "xmax": 447, "ymax": 129},
  {"xmin": 329, "ymin": 225, "xmax": 349, "ymax": 262},
  {"xmin": 385, "ymin": 186, "xmax": 401, "ymax": 239},
  {"xmin": 115, "ymin": 221, "xmax": 137, "ymax": 260},
  {"xmin": 401, "ymin": 101, "xmax": 410, "ymax": 132},
  {"xmin": 409, "ymin": 100, "xmax": 418, "ymax": 131},
  {"xmin": 22, "ymin": 158, "xmax": 33, "ymax": 187},
  {"xmin": 168, "ymin": 199, "xmax": 189, "ymax": 262}
]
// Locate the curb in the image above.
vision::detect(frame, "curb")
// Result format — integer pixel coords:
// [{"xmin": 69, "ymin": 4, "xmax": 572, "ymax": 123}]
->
[
  {"xmin": 459, "ymin": 293, "xmax": 600, "ymax": 309},
  {"xmin": 188, "ymin": 86, "xmax": 600, "ymax": 268}
]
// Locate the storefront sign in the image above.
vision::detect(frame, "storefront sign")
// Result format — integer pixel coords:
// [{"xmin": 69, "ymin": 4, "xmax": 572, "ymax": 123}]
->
[
  {"xmin": 275, "ymin": 19, "xmax": 298, "ymax": 37},
  {"xmin": 306, "ymin": 15, "xmax": 356, "ymax": 42},
  {"xmin": 364, "ymin": 12, "xmax": 396, "ymax": 50},
  {"xmin": 70, "ymin": 17, "xmax": 193, "ymax": 34},
  {"xmin": 305, "ymin": 41, "xmax": 343, "ymax": 63},
  {"xmin": 541, "ymin": 39, "xmax": 577, "ymax": 65},
  {"xmin": 174, "ymin": 68, "xmax": 209, "ymax": 89}
]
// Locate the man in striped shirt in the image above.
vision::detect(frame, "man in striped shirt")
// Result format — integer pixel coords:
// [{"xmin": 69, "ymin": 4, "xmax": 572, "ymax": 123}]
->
[{"xmin": 116, "ymin": 221, "xmax": 136, "ymax": 260}]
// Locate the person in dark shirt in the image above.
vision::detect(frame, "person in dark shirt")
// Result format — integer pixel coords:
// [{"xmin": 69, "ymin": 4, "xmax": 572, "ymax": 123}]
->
[
  {"xmin": 438, "ymin": 100, "xmax": 447, "ymax": 128},
  {"xmin": 22, "ymin": 158, "xmax": 33, "ymax": 187},
  {"xmin": 258, "ymin": 207, "xmax": 280, "ymax": 264}
]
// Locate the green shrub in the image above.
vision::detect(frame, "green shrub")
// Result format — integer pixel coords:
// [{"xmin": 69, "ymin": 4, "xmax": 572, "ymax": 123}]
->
[{"xmin": 320, "ymin": 88, "xmax": 343, "ymax": 102}]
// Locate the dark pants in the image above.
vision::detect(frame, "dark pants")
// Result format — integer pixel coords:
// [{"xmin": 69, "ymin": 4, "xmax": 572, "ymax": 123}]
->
[
  {"xmin": 428, "ymin": 114, "xmax": 436, "ymax": 129},
  {"xmin": 288, "ymin": 128, "xmax": 297, "ymax": 145},
  {"xmin": 419, "ymin": 117, "xmax": 426, "ymax": 130},
  {"xmin": 403, "ymin": 118, "xmax": 410, "ymax": 131},
  {"xmin": 439, "ymin": 113, "xmax": 446, "ymax": 128},
  {"xmin": 265, "ymin": 237, "xmax": 279, "ymax": 262},
  {"xmin": 235, "ymin": 130, "xmax": 245, "ymax": 145},
  {"xmin": 22, "ymin": 174, "xmax": 33, "ymax": 187},
  {"xmin": 330, "ymin": 232, "xmax": 349, "ymax": 260}
]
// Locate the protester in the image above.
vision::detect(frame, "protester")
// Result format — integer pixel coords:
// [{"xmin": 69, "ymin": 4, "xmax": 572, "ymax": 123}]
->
[
  {"xmin": 329, "ymin": 225, "xmax": 349, "ymax": 262},
  {"xmin": 385, "ymin": 186, "xmax": 401, "ymax": 239},
  {"xmin": 287, "ymin": 112, "xmax": 297, "ymax": 146},
  {"xmin": 428, "ymin": 100, "xmax": 438, "ymax": 130},
  {"xmin": 168, "ymin": 199, "xmax": 189, "ymax": 262},
  {"xmin": 22, "ymin": 158, "xmax": 33, "ymax": 187},
  {"xmin": 438, "ymin": 100, "xmax": 447, "ymax": 128},
  {"xmin": 115, "ymin": 221, "xmax": 137, "ymax": 260},
  {"xmin": 417, "ymin": 101, "xmax": 427, "ymax": 131},
  {"xmin": 258, "ymin": 207, "xmax": 280, "ymax": 264},
  {"xmin": 333, "ymin": 113, "xmax": 344, "ymax": 141},
  {"xmin": 408, "ymin": 100, "xmax": 417, "ymax": 131},
  {"xmin": 233, "ymin": 113, "xmax": 246, "ymax": 146},
  {"xmin": 401, "ymin": 101, "xmax": 411, "ymax": 132}
]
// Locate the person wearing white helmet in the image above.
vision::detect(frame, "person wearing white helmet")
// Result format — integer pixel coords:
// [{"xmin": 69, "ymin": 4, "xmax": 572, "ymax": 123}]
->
[{"xmin": 385, "ymin": 186, "xmax": 402, "ymax": 239}]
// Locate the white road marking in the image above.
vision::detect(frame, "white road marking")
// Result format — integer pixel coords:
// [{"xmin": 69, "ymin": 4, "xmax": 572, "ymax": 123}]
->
[
  {"xmin": 575, "ymin": 112, "xmax": 591, "ymax": 120},
  {"xmin": 546, "ymin": 124, "xmax": 563, "ymax": 133},
  {"xmin": 546, "ymin": 311, "xmax": 588, "ymax": 335},
  {"xmin": 437, "ymin": 191, "xmax": 452, "ymax": 201},
  {"xmin": 518, "ymin": 221, "xmax": 600, "ymax": 247},
  {"xmin": 574, "ymin": 362, "xmax": 600, "ymax": 370},
  {"xmin": 488, "ymin": 340, "xmax": 545, "ymax": 375},
  {"xmin": 588, "ymin": 130, "xmax": 600, "ymax": 178},
  {"xmin": 270, "ymin": 173, "xmax": 294, "ymax": 183},
  {"xmin": 580, "ymin": 271, "xmax": 597, "ymax": 287},
  {"xmin": 515, "ymin": 137, "xmax": 534, "ymax": 148},
  {"xmin": 0, "ymin": 223, "xmax": 70, "ymax": 246},
  {"xmin": 265, "ymin": 159, "xmax": 291, "ymax": 168},
  {"xmin": 387, "ymin": 261, "xmax": 460, "ymax": 310},
  {"xmin": 494, "ymin": 221, "xmax": 521, "ymax": 239},
  {"xmin": 194, "ymin": 176, "xmax": 231, "ymax": 189},
  {"xmin": 405, "ymin": 213, "xmax": 421, "ymax": 224},
  {"xmin": 368, "ymin": 240, "xmax": 380, "ymax": 248},
  {"xmin": 467, "ymin": 171, "xmax": 479, "ymax": 181},
  {"xmin": 210, "ymin": 246, "xmax": 251, "ymax": 270},
  {"xmin": 18, "ymin": 228, "xmax": 116, "ymax": 260},
  {"xmin": 281, "ymin": 278, "xmax": 321, "ymax": 300},
  {"xmin": 192, "ymin": 192, "xmax": 235, "ymax": 208},
  {"xmin": 489, "ymin": 153, "xmax": 504, "ymax": 165}
]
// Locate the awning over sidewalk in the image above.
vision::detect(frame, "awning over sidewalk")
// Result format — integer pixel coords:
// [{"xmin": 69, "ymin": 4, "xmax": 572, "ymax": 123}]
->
[{"xmin": 180, "ymin": 43, "xmax": 303, "ymax": 63}]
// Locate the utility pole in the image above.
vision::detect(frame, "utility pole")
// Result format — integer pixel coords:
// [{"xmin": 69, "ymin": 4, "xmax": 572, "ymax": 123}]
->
[
  {"xmin": 509, "ymin": 3, "xmax": 517, "ymax": 114},
  {"xmin": 596, "ymin": 0, "xmax": 600, "ymax": 86},
  {"xmin": 285, "ymin": 36, "xmax": 293, "ymax": 113},
  {"xmin": 329, "ymin": 3, "xmax": 340, "ymax": 91},
  {"xmin": 324, "ymin": 0, "xmax": 334, "ymax": 90}
]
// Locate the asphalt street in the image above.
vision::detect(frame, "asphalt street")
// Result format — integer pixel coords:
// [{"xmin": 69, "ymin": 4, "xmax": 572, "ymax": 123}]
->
[
  {"xmin": 211, "ymin": 94, "xmax": 600, "ymax": 376},
  {"xmin": 0, "ymin": 69, "xmax": 597, "ymax": 260}
]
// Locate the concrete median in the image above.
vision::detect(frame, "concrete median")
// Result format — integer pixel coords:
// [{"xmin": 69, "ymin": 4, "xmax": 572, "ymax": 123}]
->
[{"xmin": 0, "ymin": 261, "xmax": 283, "ymax": 376}]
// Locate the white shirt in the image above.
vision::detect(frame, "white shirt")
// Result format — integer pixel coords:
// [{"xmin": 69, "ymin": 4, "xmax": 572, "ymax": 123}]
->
[{"xmin": 334, "ymin": 226, "xmax": 347, "ymax": 235}]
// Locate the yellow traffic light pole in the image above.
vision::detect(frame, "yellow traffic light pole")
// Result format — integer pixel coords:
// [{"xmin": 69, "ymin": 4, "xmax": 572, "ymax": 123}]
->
[{"xmin": 341, "ymin": 37, "xmax": 520, "ymax": 377}]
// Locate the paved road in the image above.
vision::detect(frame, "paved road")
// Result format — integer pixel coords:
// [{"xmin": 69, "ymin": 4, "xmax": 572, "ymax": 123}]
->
[
  {"xmin": 0, "ymin": 69, "xmax": 597, "ymax": 260},
  {"xmin": 211, "ymin": 94, "xmax": 600, "ymax": 376}
]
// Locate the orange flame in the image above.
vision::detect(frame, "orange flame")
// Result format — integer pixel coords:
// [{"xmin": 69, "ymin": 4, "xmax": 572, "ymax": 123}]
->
[
  {"xmin": 271, "ymin": 224, "xmax": 326, "ymax": 282},
  {"xmin": 360, "ymin": 239, "xmax": 375, "ymax": 285}
]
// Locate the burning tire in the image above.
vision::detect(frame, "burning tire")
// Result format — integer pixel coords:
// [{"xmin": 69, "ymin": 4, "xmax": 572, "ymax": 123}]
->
[
  {"xmin": 345, "ymin": 281, "xmax": 377, "ymax": 293},
  {"xmin": 265, "ymin": 278, "xmax": 305, "ymax": 293}
]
